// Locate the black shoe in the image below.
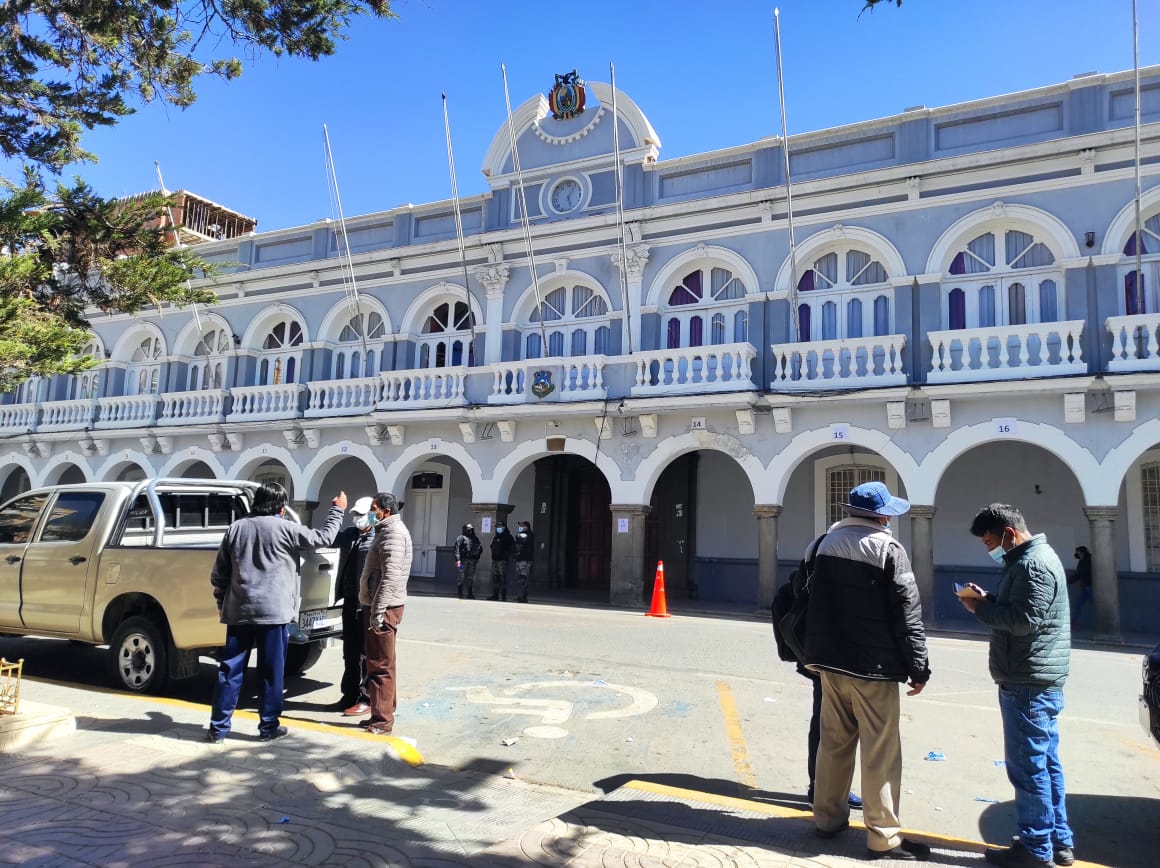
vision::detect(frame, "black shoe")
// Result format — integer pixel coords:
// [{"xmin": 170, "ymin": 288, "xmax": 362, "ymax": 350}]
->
[
  {"xmin": 457, "ymin": 589, "xmax": 463, "ymax": 599},
  {"xmin": 206, "ymin": 730, "xmax": 225, "ymax": 744},
  {"xmin": 487, "ymin": 594, "xmax": 498, "ymax": 601},
  {"xmin": 815, "ymin": 822, "xmax": 849, "ymax": 840},
  {"xmin": 985, "ymin": 841, "xmax": 1054, "ymax": 867},
  {"xmin": 258, "ymin": 726, "xmax": 289, "ymax": 742},
  {"xmin": 517, "ymin": 595, "xmax": 528, "ymax": 603},
  {"xmin": 1054, "ymin": 846, "xmax": 1074, "ymax": 867},
  {"xmin": 869, "ymin": 839, "xmax": 932, "ymax": 861}
]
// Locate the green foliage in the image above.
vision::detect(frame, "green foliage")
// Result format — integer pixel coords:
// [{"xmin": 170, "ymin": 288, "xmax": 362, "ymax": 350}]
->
[{"xmin": 861, "ymin": 0, "xmax": 902, "ymax": 12}]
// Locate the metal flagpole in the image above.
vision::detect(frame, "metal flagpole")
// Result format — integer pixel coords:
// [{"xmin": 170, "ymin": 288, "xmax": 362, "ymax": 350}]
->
[
  {"xmin": 442, "ymin": 92, "xmax": 483, "ymax": 350},
  {"xmin": 774, "ymin": 8, "xmax": 801, "ymax": 343},
  {"xmin": 501, "ymin": 64, "xmax": 550, "ymax": 356},
  {"xmin": 1132, "ymin": 0, "xmax": 1144, "ymax": 316},
  {"xmin": 322, "ymin": 125, "xmax": 370, "ymax": 361},
  {"xmin": 610, "ymin": 63, "xmax": 634, "ymax": 356}
]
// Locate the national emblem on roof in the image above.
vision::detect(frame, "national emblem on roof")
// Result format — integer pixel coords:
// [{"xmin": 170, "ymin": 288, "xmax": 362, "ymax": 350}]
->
[{"xmin": 548, "ymin": 70, "xmax": 586, "ymax": 121}]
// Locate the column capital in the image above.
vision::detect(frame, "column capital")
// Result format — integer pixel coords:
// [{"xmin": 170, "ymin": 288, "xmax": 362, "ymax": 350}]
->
[
  {"xmin": 753, "ymin": 504, "xmax": 782, "ymax": 519},
  {"xmin": 471, "ymin": 502, "xmax": 514, "ymax": 516},
  {"xmin": 610, "ymin": 503, "xmax": 651, "ymax": 517},
  {"xmin": 1083, "ymin": 506, "xmax": 1119, "ymax": 521},
  {"xmin": 908, "ymin": 505, "xmax": 937, "ymax": 519},
  {"xmin": 610, "ymin": 243, "xmax": 651, "ymax": 281},
  {"xmin": 474, "ymin": 263, "xmax": 510, "ymax": 300}
]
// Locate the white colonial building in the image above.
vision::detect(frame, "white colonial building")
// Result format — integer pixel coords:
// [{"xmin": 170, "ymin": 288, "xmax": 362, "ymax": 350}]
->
[{"xmin": 3, "ymin": 68, "xmax": 1160, "ymax": 638}]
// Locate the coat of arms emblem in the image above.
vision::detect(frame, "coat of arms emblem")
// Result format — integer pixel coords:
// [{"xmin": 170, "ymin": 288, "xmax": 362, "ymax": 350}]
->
[
  {"xmin": 548, "ymin": 70, "xmax": 586, "ymax": 121},
  {"xmin": 531, "ymin": 369, "xmax": 555, "ymax": 398}
]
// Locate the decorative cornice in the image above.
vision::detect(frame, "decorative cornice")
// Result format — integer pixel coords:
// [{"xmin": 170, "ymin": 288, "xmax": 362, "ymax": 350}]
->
[{"xmin": 532, "ymin": 105, "xmax": 606, "ymax": 145}]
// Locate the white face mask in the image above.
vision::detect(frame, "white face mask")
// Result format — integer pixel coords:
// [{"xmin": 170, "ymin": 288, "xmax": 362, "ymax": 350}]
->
[{"xmin": 354, "ymin": 514, "xmax": 372, "ymax": 530}]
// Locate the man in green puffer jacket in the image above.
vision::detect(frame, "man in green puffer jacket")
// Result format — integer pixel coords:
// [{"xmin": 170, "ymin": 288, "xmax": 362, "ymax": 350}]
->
[{"xmin": 960, "ymin": 504, "xmax": 1075, "ymax": 868}]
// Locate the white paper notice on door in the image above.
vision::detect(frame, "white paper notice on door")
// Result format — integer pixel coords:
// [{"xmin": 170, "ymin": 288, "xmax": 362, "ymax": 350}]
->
[
  {"xmin": 617, "ymin": 517, "xmax": 630, "ymax": 534},
  {"xmin": 482, "ymin": 516, "xmax": 492, "ymax": 534}
]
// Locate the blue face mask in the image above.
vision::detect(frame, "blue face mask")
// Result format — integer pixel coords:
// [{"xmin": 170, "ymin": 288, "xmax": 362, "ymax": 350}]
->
[{"xmin": 988, "ymin": 544, "xmax": 1006, "ymax": 563}]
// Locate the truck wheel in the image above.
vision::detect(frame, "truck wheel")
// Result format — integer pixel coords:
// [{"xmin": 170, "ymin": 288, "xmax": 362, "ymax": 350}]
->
[
  {"xmin": 285, "ymin": 641, "xmax": 325, "ymax": 677},
  {"xmin": 110, "ymin": 616, "xmax": 169, "ymax": 693}
]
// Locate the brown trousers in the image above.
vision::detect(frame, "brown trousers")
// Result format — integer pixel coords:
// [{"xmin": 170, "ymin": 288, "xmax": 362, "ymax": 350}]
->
[{"xmin": 363, "ymin": 605, "xmax": 404, "ymax": 731}]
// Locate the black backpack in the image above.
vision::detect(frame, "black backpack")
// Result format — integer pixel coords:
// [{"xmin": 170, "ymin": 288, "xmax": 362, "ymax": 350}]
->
[{"xmin": 771, "ymin": 533, "xmax": 826, "ymax": 664}]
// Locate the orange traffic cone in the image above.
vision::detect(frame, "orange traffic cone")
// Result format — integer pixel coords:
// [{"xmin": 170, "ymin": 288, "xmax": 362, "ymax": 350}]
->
[{"xmin": 646, "ymin": 560, "xmax": 671, "ymax": 618}]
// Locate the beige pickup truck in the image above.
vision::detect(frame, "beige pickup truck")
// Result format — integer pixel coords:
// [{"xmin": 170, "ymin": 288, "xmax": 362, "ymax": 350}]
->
[{"xmin": 0, "ymin": 478, "xmax": 342, "ymax": 692}]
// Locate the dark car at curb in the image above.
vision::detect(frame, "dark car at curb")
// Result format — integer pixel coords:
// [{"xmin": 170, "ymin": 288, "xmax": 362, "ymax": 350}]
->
[{"xmin": 1142, "ymin": 641, "xmax": 1160, "ymax": 749}]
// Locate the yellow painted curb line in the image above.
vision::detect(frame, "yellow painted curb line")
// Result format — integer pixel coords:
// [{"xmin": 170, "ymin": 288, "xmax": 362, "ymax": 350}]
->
[
  {"xmin": 620, "ymin": 780, "xmax": 1109, "ymax": 868},
  {"xmin": 26, "ymin": 675, "xmax": 425, "ymax": 767}
]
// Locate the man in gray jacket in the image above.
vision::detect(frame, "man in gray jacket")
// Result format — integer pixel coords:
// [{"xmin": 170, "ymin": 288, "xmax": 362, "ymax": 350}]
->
[
  {"xmin": 358, "ymin": 492, "xmax": 413, "ymax": 735},
  {"xmin": 961, "ymin": 504, "xmax": 1075, "ymax": 868},
  {"xmin": 208, "ymin": 483, "xmax": 347, "ymax": 743}
]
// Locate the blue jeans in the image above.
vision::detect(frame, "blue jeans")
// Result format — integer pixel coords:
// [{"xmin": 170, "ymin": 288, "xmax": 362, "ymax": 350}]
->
[
  {"xmin": 997, "ymin": 685, "xmax": 1074, "ymax": 861},
  {"xmin": 209, "ymin": 623, "xmax": 288, "ymax": 737}
]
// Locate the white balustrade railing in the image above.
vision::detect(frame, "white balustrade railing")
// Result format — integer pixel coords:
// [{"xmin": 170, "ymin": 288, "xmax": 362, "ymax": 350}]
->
[
  {"xmin": 379, "ymin": 369, "xmax": 467, "ymax": 409},
  {"xmin": 771, "ymin": 334, "xmax": 907, "ymax": 391},
  {"xmin": 159, "ymin": 389, "xmax": 228, "ymax": 424},
  {"xmin": 487, "ymin": 357, "xmax": 607, "ymax": 404},
  {"xmin": 38, "ymin": 399, "xmax": 97, "ymax": 431},
  {"xmin": 1106, "ymin": 313, "xmax": 1160, "ymax": 372},
  {"xmin": 630, "ymin": 342, "xmax": 757, "ymax": 397},
  {"xmin": 0, "ymin": 403, "xmax": 39, "ymax": 433},
  {"xmin": 95, "ymin": 394, "xmax": 160, "ymax": 428},
  {"xmin": 927, "ymin": 320, "xmax": 1085, "ymax": 384},
  {"xmin": 306, "ymin": 376, "xmax": 384, "ymax": 417},
  {"xmin": 227, "ymin": 383, "xmax": 306, "ymax": 421}
]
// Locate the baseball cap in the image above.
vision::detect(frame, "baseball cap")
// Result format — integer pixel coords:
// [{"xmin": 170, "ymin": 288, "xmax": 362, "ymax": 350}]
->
[{"xmin": 350, "ymin": 496, "xmax": 374, "ymax": 516}]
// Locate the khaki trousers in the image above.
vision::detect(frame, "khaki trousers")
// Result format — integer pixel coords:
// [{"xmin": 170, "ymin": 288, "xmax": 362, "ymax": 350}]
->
[{"xmin": 813, "ymin": 670, "xmax": 904, "ymax": 852}]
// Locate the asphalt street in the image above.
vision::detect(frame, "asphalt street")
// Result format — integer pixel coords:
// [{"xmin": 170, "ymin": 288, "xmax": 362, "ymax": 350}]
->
[{"xmin": 3, "ymin": 595, "xmax": 1157, "ymax": 867}]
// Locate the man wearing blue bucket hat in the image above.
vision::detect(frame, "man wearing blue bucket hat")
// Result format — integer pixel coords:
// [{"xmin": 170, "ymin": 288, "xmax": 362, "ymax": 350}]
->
[{"xmin": 805, "ymin": 480, "xmax": 931, "ymax": 862}]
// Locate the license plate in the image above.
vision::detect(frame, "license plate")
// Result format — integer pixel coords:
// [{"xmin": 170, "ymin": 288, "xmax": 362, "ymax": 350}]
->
[{"xmin": 298, "ymin": 608, "xmax": 336, "ymax": 632}]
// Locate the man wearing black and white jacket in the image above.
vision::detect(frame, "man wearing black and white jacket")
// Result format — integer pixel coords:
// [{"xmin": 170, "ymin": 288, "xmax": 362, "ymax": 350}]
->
[{"xmin": 804, "ymin": 481, "xmax": 931, "ymax": 862}]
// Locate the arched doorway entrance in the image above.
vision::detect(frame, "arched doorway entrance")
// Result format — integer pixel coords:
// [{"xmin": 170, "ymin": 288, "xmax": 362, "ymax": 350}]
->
[{"xmin": 0, "ymin": 467, "xmax": 30, "ymax": 502}]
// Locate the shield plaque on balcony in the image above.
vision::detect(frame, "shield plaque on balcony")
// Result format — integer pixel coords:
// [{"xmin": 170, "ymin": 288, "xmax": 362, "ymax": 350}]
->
[{"xmin": 531, "ymin": 369, "xmax": 555, "ymax": 399}]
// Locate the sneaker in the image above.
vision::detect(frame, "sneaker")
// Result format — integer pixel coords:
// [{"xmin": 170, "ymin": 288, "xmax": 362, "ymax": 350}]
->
[
  {"xmin": 986, "ymin": 841, "xmax": 1055, "ymax": 867},
  {"xmin": 806, "ymin": 787, "xmax": 862, "ymax": 811},
  {"xmin": 258, "ymin": 726, "xmax": 289, "ymax": 742},
  {"xmin": 366, "ymin": 725, "xmax": 393, "ymax": 735},
  {"xmin": 868, "ymin": 839, "xmax": 932, "ymax": 861},
  {"xmin": 815, "ymin": 821, "xmax": 849, "ymax": 840},
  {"xmin": 342, "ymin": 702, "xmax": 371, "ymax": 716},
  {"xmin": 206, "ymin": 730, "xmax": 225, "ymax": 744}
]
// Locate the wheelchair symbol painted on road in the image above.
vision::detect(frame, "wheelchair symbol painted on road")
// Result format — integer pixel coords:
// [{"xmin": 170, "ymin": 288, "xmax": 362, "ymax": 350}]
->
[{"xmin": 449, "ymin": 679, "xmax": 658, "ymax": 739}]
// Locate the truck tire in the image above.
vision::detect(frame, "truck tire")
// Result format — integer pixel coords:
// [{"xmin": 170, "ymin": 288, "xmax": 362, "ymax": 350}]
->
[
  {"xmin": 285, "ymin": 640, "xmax": 325, "ymax": 677},
  {"xmin": 110, "ymin": 616, "xmax": 170, "ymax": 693}
]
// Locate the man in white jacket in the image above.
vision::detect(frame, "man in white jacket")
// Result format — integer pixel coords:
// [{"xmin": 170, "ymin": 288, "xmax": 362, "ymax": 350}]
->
[{"xmin": 358, "ymin": 492, "xmax": 413, "ymax": 735}]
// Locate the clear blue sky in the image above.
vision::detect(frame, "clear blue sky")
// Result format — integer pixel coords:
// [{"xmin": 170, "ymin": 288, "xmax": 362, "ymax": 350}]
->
[{"xmin": 66, "ymin": 0, "xmax": 1160, "ymax": 232}]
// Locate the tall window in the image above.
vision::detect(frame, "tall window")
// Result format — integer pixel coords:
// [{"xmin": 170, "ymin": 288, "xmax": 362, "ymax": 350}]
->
[
  {"xmin": 72, "ymin": 339, "xmax": 102, "ymax": 399},
  {"xmin": 1144, "ymin": 462, "xmax": 1160, "ymax": 573},
  {"xmin": 826, "ymin": 465, "xmax": 887, "ymax": 527},
  {"xmin": 334, "ymin": 310, "xmax": 386, "ymax": 378},
  {"xmin": 189, "ymin": 328, "xmax": 230, "ymax": 391},
  {"xmin": 664, "ymin": 267, "xmax": 747, "ymax": 349},
  {"xmin": 525, "ymin": 284, "xmax": 611, "ymax": 358},
  {"xmin": 796, "ymin": 248, "xmax": 892, "ymax": 341},
  {"xmin": 126, "ymin": 336, "xmax": 162, "ymax": 396},
  {"xmin": 258, "ymin": 319, "xmax": 303, "ymax": 386},
  {"xmin": 1120, "ymin": 212, "xmax": 1160, "ymax": 315},
  {"xmin": 418, "ymin": 301, "xmax": 474, "ymax": 369},
  {"xmin": 945, "ymin": 229, "xmax": 1061, "ymax": 329}
]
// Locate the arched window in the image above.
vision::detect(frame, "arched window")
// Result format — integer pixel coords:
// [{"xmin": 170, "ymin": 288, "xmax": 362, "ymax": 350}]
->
[
  {"xmin": 126, "ymin": 336, "xmax": 162, "ymax": 396},
  {"xmin": 663, "ymin": 267, "xmax": 747, "ymax": 349},
  {"xmin": 333, "ymin": 309, "xmax": 387, "ymax": 379},
  {"xmin": 257, "ymin": 319, "xmax": 303, "ymax": 386},
  {"xmin": 524, "ymin": 284, "xmax": 610, "ymax": 359},
  {"xmin": 189, "ymin": 328, "xmax": 230, "ymax": 391},
  {"xmin": 72, "ymin": 339, "xmax": 102, "ymax": 399},
  {"xmin": 795, "ymin": 247, "xmax": 892, "ymax": 341},
  {"xmin": 944, "ymin": 229, "xmax": 1061, "ymax": 328},
  {"xmin": 418, "ymin": 301, "xmax": 474, "ymax": 369},
  {"xmin": 1119, "ymin": 212, "xmax": 1160, "ymax": 315}
]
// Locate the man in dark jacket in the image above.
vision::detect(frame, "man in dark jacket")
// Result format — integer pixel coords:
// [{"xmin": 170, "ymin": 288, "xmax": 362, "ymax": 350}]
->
[
  {"xmin": 961, "ymin": 505, "xmax": 1075, "ymax": 868},
  {"xmin": 1069, "ymin": 545, "xmax": 1092, "ymax": 628},
  {"xmin": 453, "ymin": 523, "xmax": 482, "ymax": 599},
  {"xmin": 513, "ymin": 520, "xmax": 535, "ymax": 603},
  {"xmin": 333, "ymin": 496, "xmax": 375, "ymax": 716},
  {"xmin": 488, "ymin": 521, "xmax": 514, "ymax": 601},
  {"xmin": 208, "ymin": 483, "xmax": 346, "ymax": 743},
  {"xmin": 805, "ymin": 481, "xmax": 930, "ymax": 862}
]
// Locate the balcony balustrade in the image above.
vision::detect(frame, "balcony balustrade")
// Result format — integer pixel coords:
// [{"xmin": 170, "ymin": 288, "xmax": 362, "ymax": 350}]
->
[
  {"xmin": 95, "ymin": 394, "xmax": 160, "ymax": 429},
  {"xmin": 927, "ymin": 320, "xmax": 1085, "ymax": 384},
  {"xmin": 0, "ymin": 403, "xmax": 39, "ymax": 434},
  {"xmin": 1106, "ymin": 313, "xmax": 1160, "ymax": 373},
  {"xmin": 306, "ymin": 376, "xmax": 384, "ymax": 417},
  {"xmin": 487, "ymin": 357, "xmax": 607, "ymax": 405},
  {"xmin": 771, "ymin": 334, "xmax": 907, "ymax": 391},
  {"xmin": 630, "ymin": 343, "xmax": 757, "ymax": 398},
  {"xmin": 227, "ymin": 383, "xmax": 306, "ymax": 422},
  {"xmin": 378, "ymin": 369, "xmax": 467, "ymax": 410},
  {"xmin": 38, "ymin": 399, "xmax": 97, "ymax": 431},
  {"xmin": 159, "ymin": 389, "xmax": 229, "ymax": 425}
]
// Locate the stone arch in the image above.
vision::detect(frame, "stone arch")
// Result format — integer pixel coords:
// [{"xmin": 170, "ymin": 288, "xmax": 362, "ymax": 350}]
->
[
  {"xmin": 36, "ymin": 453, "xmax": 94, "ymax": 487},
  {"xmin": 301, "ymin": 441, "xmax": 390, "ymax": 501},
  {"xmin": 917, "ymin": 421, "xmax": 1100, "ymax": 505},
  {"xmin": 1094, "ymin": 417, "xmax": 1160, "ymax": 506},
  {"xmin": 316, "ymin": 296, "xmax": 393, "ymax": 344},
  {"xmin": 1102, "ymin": 185, "xmax": 1160, "ymax": 255},
  {"xmin": 382, "ymin": 440, "xmax": 484, "ymax": 501},
  {"xmin": 643, "ymin": 244, "xmax": 762, "ymax": 309},
  {"xmin": 93, "ymin": 456, "xmax": 153, "ymax": 482},
  {"xmin": 925, "ymin": 202, "xmax": 1082, "ymax": 275},
  {"xmin": 623, "ymin": 431, "xmax": 764, "ymax": 505},
  {"xmin": 0, "ymin": 454, "xmax": 37, "ymax": 494},
  {"xmin": 226, "ymin": 445, "xmax": 306, "ymax": 496},
  {"xmin": 173, "ymin": 312, "xmax": 234, "ymax": 357},
  {"xmin": 109, "ymin": 320, "xmax": 167, "ymax": 362},
  {"xmin": 485, "ymin": 437, "xmax": 623, "ymax": 504},
  {"xmin": 767, "ymin": 426, "xmax": 922, "ymax": 505},
  {"xmin": 773, "ymin": 224, "xmax": 909, "ymax": 294},
  {"xmin": 511, "ymin": 270, "xmax": 618, "ymax": 321},
  {"xmin": 238, "ymin": 302, "xmax": 310, "ymax": 349},
  {"xmin": 159, "ymin": 448, "xmax": 229, "ymax": 480},
  {"xmin": 398, "ymin": 283, "xmax": 483, "ymax": 337}
]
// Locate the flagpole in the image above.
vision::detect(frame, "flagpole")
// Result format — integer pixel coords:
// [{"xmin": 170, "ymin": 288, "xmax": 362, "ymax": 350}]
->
[
  {"xmin": 1132, "ymin": 0, "xmax": 1144, "ymax": 315},
  {"xmin": 442, "ymin": 92, "xmax": 482, "ymax": 348},
  {"xmin": 610, "ymin": 63, "xmax": 634, "ymax": 356},
  {"xmin": 322, "ymin": 125, "xmax": 370, "ymax": 360},
  {"xmin": 774, "ymin": 8, "xmax": 801, "ymax": 343}
]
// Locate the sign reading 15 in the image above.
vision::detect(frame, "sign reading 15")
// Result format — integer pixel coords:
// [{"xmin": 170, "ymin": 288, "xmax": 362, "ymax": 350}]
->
[{"xmin": 830, "ymin": 424, "xmax": 850, "ymax": 441}]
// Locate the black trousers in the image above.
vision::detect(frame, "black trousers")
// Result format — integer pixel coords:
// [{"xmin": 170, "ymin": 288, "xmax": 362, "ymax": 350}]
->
[
  {"xmin": 807, "ymin": 669, "xmax": 823, "ymax": 787},
  {"xmin": 340, "ymin": 595, "xmax": 367, "ymax": 705}
]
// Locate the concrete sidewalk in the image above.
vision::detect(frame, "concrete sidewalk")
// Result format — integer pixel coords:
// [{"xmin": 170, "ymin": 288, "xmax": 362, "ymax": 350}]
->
[{"xmin": 1, "ymin": 679, "xmax": 1106, "ymax": 867}]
